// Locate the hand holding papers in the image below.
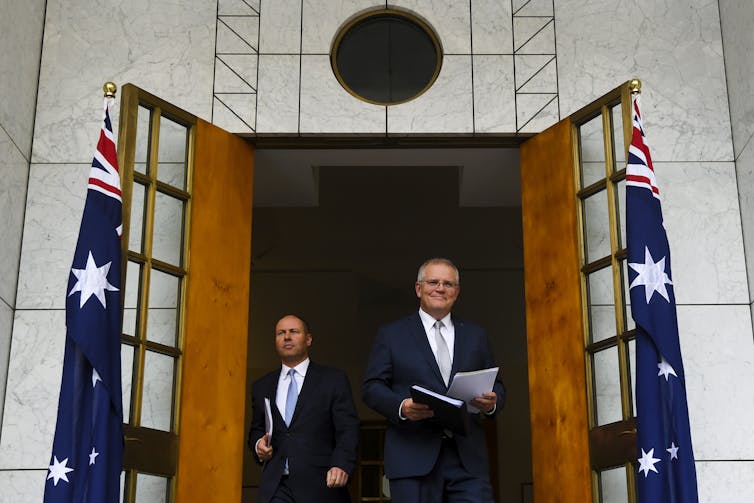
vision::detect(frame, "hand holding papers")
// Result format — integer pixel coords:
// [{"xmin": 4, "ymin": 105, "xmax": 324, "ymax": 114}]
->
[
  {"xmin": 264, "ymin": 397, "xmax": 273, "ymax": 437},
  {"xmin": 447, "ymin": 367, "xmax": 499, "ymax": 413},
  {"xmin": 257, "ymin": 398, "xmax": 274, "ymax": 462},
  {"xmin": 410, "ymin": 385, "xmax": 469, "ymax": 435}
]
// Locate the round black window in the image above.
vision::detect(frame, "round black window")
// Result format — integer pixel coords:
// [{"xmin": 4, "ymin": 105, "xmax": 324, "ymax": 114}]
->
[{"xmin": 331, "ymin": 10, "xmax": 442, "ymax": 105}]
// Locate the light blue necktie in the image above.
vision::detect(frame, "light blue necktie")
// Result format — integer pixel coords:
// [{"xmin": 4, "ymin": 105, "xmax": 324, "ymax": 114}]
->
[{"xmin": 285, "ymin": 368, "xmax": 298, "ymax": 426}]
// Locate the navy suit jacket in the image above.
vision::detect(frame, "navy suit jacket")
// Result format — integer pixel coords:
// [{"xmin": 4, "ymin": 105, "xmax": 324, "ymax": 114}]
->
[
  {"xmin": 362, "ymin": 312, "xmax": 505, "ymax": 480},
  {"xmin": 249, "ymin": 362, "xmax": 360, "ymax": 503}
]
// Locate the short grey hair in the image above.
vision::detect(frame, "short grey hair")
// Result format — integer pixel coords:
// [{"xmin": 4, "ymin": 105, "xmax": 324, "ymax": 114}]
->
[{"xmin": 416, "ymin": 258, "xmax": 460, "ymax": 283}]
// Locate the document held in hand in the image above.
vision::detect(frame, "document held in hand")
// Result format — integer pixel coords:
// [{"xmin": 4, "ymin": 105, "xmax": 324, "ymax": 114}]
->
[
  {"xmin": 410, "ymin": 385, "xmax": 469, "ymax": 436},
  {"xmin": 264, "ymin": 398, "xmax": 273, "ymax": 437},
  {"xmin": 447, "ymin": 366, "xmax": 499, "ymax": 413}
]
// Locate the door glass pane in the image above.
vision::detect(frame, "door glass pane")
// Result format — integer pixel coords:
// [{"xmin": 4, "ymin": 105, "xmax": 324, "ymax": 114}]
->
[
  {"xmin": 621, "ymin": 260, "xmax": 636, "ymax": 331},
  {"xmin": 588, "ymin": 266, "xmax": 616, "ymax": 343},
  {"xmin": 122, "ymin": 344, "xmax": 135, "ymax": 422},
  {"xmin": 123, "ymin": 261, "xmax": 141, "ymax": 337},
  {"xmin": 579, "ymin": 114, "xmax": 606, "ymax": 187},
  {"xmin": 599, "ymin": 466, "xmax": 628, "ymax": 503},
  {"xmin": 583, "ymin": 190, "xmax": 611, "ymax": 262},
  {"xmin": 593, "ymin": 346, "xmax": 622, "ymax": 425},
  {"xmin": 129, "ymin": 181, "xmax": 146, "ymax": 253},
  {"xmin": 629, "ymin": 338, "xmax": 637, "ymax": 417},
  {"xmin": 134, "ymin": 106, "xmax": 151, "ymax": 175},
  {"xmin": 135, "ymin": 473, "xmax": 168, "ymax": 503},
  {"xmin": 611, "ymin": 104, "xmax": 626, "ymax": 166},
  {"xmin": 140, "ymin": 351, "xmax": 176, "ymax": 431},
  {"xmin": 147, "ymin": 270, "xmax": 180, "ymax": 347},
  {"xmin": 616, "ymin": 179, "xmax": 626, "ymax": 249},
  {"xmin": 157, "ymin": 116, "xmax": 187, "ymax": 189},
  {"xmin": 152, "ymin": 191, "xmax": 184, "ymax": 266}
]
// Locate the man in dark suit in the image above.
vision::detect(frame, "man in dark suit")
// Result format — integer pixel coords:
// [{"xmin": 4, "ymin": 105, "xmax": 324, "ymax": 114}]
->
[
  {"xmin": 249, "ymin": 315, "xmax": 360, "ymax": 503},
  {"xmin": 363, "ymin": 258, "xmax": 505, "ymax": 502}
]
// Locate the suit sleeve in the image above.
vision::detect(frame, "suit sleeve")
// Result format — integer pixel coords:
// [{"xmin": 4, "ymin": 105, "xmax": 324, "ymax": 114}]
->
[
  {"xmin": 362, "ymin": 325, "xmax": 405, "ymax": 423},
  {"xmin": 248, "ymin": 380, "xmax": 267, "ymax": 465},
  {"xmin": 329, "ymin": 371, "xmax": 360, "ymax": 475},
  {"xmin": 482, "ymin": 329, "xmax": 506, "ymax": 416}
]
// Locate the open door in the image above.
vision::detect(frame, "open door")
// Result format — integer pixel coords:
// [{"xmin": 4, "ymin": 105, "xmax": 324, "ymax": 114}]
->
[
  {"xmin": 117, "ymin": 84, "xmax": 254, "ymax": 502},
  {"xmin": 521, "ymin": 81, "xmax": 639, "ymax": 502}
]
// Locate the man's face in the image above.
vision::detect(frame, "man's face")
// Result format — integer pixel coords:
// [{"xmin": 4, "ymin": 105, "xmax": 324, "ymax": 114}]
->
[
  {"xmin": 274, "ymin": 315, "xmax": 312, "ymax": 366},
  {"xmin": 415, "ymin": 263, "xmax": 460, "ymax": 318}
]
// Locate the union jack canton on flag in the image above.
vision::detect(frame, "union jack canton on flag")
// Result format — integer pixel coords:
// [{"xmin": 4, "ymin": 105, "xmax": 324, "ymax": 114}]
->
[
  {"xmin": 625, "ymin": 91, "xmax": 699, "ymax": 502},
  {"xmin": 44, "ymin": 97, "xmax": 124, "ymax": 502}
]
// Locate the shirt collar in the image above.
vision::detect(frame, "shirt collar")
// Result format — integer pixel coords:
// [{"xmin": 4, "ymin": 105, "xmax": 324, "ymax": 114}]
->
[
  {"xmin": 418, "ymin": 308, "xmax": 453, "ymax": 333},
  {"xmin": 281, "ymin": 357, "xmax": 310, "ymax": 378}
]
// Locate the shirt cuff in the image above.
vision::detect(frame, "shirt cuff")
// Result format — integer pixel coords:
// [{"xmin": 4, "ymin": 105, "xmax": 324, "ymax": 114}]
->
[{"xmin": 398, "ymin": 399, "xmax": 408, "ymax": 420}]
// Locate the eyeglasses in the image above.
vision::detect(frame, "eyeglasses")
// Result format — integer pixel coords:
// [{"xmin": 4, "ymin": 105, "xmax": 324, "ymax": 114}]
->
[{"xmin": 420, "ymin": 279, "xmax": 459, "ymax": 289}]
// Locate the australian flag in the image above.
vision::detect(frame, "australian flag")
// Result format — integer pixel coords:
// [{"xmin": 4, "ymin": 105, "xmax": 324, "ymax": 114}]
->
[
  {"xmin": 626, "ymin": 92, "xmax": 699, "ymax": 502},
  {"xmin": 44, "ymin": 97, "xmax": 124, "ymax": 502}
]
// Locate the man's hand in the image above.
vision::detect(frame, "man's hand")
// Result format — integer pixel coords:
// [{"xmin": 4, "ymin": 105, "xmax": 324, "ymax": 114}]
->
[
  {"xmin": 256, "ymin": 433, "xmax": 273, "ymax": 462},
  {"xmin": 470, "ymin": 391, "xmax": 497, "ymax": 414},
  {"xmin": 400, "ymin": 398, "xmax": 434, "ymax": 421},
  {"xmin": 326, "ymin": 467, "xmax": 349, "ymax": 488}
]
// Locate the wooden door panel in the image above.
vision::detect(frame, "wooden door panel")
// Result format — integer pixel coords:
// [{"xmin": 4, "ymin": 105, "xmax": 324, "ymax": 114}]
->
[
  {"xmin": 176, "ymin": 119, "xmax": 254, "ymax": 501},
  {"xmin": 520, "ymin": 118, "xmax": 592, "ymax": 502}
]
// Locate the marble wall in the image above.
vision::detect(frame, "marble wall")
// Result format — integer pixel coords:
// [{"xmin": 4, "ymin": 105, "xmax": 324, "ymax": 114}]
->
[
  {"xmin": 0, "ymin": 0, "xmax": 218, "ymax": 499},
  {"xmin": 216, "ymin": 0, "xmax": 558, "ymax": 134},
  {"xmin": 555, "ymin": 0, "xmax": 754, "ymax": 497},
  {"xmin": 719, "ymin": 0, "xmax": 754, "ymax": 319},
  {"xmin": 2, "ymin": 0, "xmax": 753, "ymax": 500},
  {"xmin": 0, "ymin": 0, "xmax": 46, "ymax": 438}
]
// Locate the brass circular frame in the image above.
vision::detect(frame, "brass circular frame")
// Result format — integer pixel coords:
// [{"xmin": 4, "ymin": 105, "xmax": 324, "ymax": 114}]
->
[{"xmin": 330, "ymin": 9, "xmax": 444, "ymax": 106}]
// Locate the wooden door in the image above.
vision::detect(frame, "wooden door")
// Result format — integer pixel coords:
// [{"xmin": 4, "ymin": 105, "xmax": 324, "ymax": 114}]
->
[
  {"xmin": 117, "ymin": 84, "xmax": 254, "ymax": 502},
  {"xmin": 521, "ymin": 81, "xmax": 639, "ymax": 502},
  {"xmin": 521, "ymin": 115, "xmax": 592, "ymax": 502}
]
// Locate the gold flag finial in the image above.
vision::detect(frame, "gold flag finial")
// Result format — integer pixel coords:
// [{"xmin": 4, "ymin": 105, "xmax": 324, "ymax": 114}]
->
[
  {"xmin": 628, "ymin": 79, "xmax": 641, "ymax": 94},
  {"xmin": 103, "ymin": 82, "xmax": 117, "ymax": 98}
]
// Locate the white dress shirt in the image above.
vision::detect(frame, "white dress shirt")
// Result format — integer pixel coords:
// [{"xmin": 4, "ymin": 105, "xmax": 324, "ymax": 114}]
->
[
  {"xmin": 276, "ymin": 358, "xmax": 309, "ymax": 419},
  {"xmin": 418, "ymin": 308, "xmax": 455, "ymax": 364}
]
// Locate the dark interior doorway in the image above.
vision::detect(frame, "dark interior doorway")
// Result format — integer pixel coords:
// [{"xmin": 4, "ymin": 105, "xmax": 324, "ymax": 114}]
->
[{"xmin": 242, "ymin": 147, "xmax": 532, "ymax": 503}]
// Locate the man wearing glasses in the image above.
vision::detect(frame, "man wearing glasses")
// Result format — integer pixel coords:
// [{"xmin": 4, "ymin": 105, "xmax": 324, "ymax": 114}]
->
[{"xmin": 363, "ymin": 258, "xmax": 505, "ymax": 502}]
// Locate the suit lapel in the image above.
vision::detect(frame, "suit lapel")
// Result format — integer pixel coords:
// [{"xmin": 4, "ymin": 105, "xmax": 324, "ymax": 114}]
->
[
  {"xmin": 288, "ymin": 361, "xmax": 319, "ymax": 427},
  {"xmin": 450, "ymin": 317, "xmax": 464, "ymax": 378},
  {"xmin": 267, "ymin": 371, "xmax": 286, "ymax": 430},
  {"xmin": 410, "ymin": 313, "xmax": 447, "ymax": 389}
]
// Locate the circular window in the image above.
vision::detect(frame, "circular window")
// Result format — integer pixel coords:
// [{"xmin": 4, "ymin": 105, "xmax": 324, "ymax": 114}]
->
[{"xmin": 331, "ymin": 10, "xmax": 442, "ymax": 105}]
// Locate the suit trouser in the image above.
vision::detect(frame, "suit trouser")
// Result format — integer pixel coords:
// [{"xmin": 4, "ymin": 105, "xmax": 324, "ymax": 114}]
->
[
  {"xmin": 388, "ymin": 438, "xmax": 494, "ymax": 503},
  {"xmin": 269, "ymin": 476, "xmax": 296, "ymax": 503}
]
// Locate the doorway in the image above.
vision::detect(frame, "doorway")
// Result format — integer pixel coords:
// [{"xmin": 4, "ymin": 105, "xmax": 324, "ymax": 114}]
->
[{"xmin": 241, "ymin": 147, "xmax": 532, "ymax": 502}]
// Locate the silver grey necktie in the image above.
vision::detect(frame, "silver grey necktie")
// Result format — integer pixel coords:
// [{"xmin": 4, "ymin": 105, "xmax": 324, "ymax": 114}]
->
[{"xmin": 434, "ymin": 320, "xmax": 452, "ymax": 385}]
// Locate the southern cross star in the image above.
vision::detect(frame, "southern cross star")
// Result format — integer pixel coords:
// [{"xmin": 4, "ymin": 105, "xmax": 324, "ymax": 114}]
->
[
  {"xmin": 629, "ymin": 246, "xmax": 673, "ymax": 304},
  {"xmin": 47, "ymin": 455, "xmax": 74, "ymax": 486},
  {"xmin": 92, "ymin": 368, "xmax": 102, "ymax": 388},
  {"xmin": 68, "ymin": 251, "xmax": 118, "ymax": 308},
  {"xmin": 638, "ymin": 448, "xmax": 661, "ymax": 477},
  {"xmin": 667, "ymin": 442, "xmax": 679, "ymax": 460},
  {"xmin": 89, "ymin": 447, "xmax": 99, "ymax": 465},
  {"xmin": 657, "ymin": 357, "xmax": 678, "ymax": 381}
]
